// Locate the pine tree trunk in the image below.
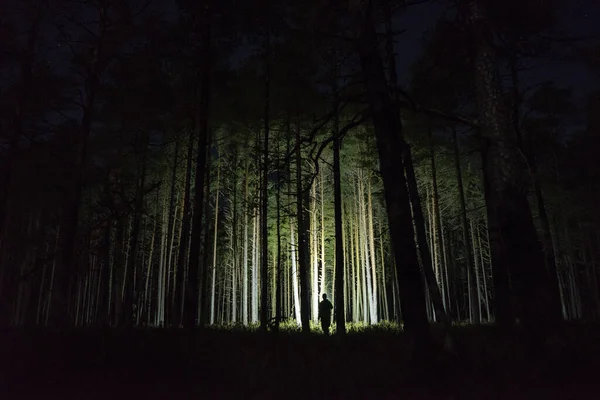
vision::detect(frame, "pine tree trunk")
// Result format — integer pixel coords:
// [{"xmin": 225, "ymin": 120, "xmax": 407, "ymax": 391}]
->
[
  {"xmin": 112, "ymin": 220, "xmax": 125, "ymax": 326},
  {"xmin": 467, "ymin": 0, "xmax": 561, "ymax": 329},
  {"xmin": 231, "ymin": 153, "xmax": 239, "ymax": 324},
  {"xmin": 122, "ymin": 133, "xmax": 148, "ymax": 327},
  {"xmin": 296, "ymin": 122, "xmax": 310, "ymax": 333},
  {"xmin": 243, "ymin": 147, "xmax": 250, "ymax": 325},
  {"xmin": 357, "ymin": 4, "xmax": 429, "ymax": 339},
  {"xmin": 510, "ymin": 58, "xmax": 563, "ymax": 322},
  {"xmin": 381, "ymin": 0, "xmax": 449, "ymax": 330},
  {"xmin": 252, "ymin": 208, "xmax": 258, "ymax": 323},
  {"xmin": 311, "ymin": 175, "xmax": 319, "ymax": 320},
  {"xmin": 452, "ymin": 129, "xmax": 480, "ymax": 323},
  {"xmin": 333, "ymin": 95, "xmax": 346, "ymax": 334},
  {"xmin": 275, "ymin": 125, "xmax": 282, "ymax": 331},
  {"xmin": 187, "ymin": 6, "xmax": 211, "ymax": 329},
  {"xmin": 320, "ymin": 169, "xmax": 327, "ymax": 300},
  {"xmin": 210, "ymin": 158, "xmax": 220, "ymax": 325},
  {"xmin": 288, "ymin": 125, "xmax": 301, "ymax": 325},
  {"xmin": 367, "ymin": 176, "xmax": 378, "ymax": 323},
  {"xmin": 260, "ymin": 29, "xmax": 270, "ymax": 332},
  {"xmin": 171, "ymin": 131, "xmax": 195, "ymax": 327}
]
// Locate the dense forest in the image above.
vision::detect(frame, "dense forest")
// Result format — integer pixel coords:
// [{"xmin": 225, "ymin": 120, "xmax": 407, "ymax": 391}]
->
[{"xmin": 1, "ymin": 0, "xmax": 599, "ymax": 343}]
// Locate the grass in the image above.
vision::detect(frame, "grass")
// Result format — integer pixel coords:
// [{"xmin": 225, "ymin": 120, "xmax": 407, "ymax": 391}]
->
[{"xmin": 2, "ymin": 322, "xmax": 600, "ymax": 399}]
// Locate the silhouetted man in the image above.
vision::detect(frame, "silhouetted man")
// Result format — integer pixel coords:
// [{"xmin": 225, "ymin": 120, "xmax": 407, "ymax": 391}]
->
[{"xmin": 318, "ymin": 293, "xmax": 333, "ymax": 336}]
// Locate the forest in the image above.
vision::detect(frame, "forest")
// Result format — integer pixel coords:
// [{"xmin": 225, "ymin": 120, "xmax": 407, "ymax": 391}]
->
[{"xmin": 1, "ymin": 0, "xmax": 600, "ymax": 397}]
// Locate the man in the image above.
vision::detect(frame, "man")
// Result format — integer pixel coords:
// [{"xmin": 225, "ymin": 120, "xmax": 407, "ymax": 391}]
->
[{"xmin": 318, "ymin": 293, "xmax": 333, "ymax": 336}]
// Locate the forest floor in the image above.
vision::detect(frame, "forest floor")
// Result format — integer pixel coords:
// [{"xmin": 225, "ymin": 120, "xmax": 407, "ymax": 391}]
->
[{"xmin": 1, "ymin": 323, "xmax": 600, "ymax": 399}]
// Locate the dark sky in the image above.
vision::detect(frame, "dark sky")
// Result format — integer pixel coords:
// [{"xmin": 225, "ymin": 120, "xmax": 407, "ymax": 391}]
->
[
  {"xmin": 392, "ymin": 0, "xmax": 600, "ymax": 102},
  {"xmin": 9, "ymin": 0, "xmax": 597, "ymax": 107}
]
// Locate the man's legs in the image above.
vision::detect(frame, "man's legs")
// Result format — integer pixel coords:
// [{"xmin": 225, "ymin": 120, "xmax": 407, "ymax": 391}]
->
[{"xmin": 322, "ymin": 318, "xmax": 330, "ymax": 336}]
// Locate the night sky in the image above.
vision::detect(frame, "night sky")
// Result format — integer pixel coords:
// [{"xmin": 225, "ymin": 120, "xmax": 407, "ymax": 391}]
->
[
  {"xmin": 3, "ymin": 0, "xmax": 597, "ymax": 99},
  {"xmin": 160, "ymin": 0, "xmax": 600, "ymax": 101}
]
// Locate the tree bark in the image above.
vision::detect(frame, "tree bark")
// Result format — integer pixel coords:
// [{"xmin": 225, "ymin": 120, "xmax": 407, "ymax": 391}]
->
[
  {"xmin": 260, "ymin": 29, "xmax": 270, "ymax": 332},
  {"xmin": 452, "ymin": 129, "xmax": 480, "ymax": 323},
  {"xmin": 466, "ymin": 0, "xmax": 562, "ymax": 328},
  {"xmin": 188, "ymin": 4, "xmax": 211, "ymax": 329},
  {"xmin": 122, "ymin": 132, "xmax": 148, "ymax": 327},
  {"xmin": 333, "ymin": 128, "xmax": 346, "ymax": 335},
  {"xmin": 356, "ymin": 4, "xmax": 429, "ymax": 340},
  {"xmin": 296, "ymin": 122, "xmax": 311, "ymax": 333},
  {"xmin": 381, "ymin": 0, "xmax": 450, "ymax": 329}
]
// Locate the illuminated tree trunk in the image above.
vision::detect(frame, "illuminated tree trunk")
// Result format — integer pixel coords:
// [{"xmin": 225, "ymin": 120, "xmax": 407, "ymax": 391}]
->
[
  {"xmin": 290, "ymin": 222, "xmax": 301, "ymax": 325},
  {"xmin": 349, "ymin": 204, "xmax": 358, "ymax": 322},
  {"xmin": 425, "ymin": 195, "xmax": 434, "ymax": 321},
  {"xmin": 359, "ymin": 173, "xmax": 375, "ymax": 323},
  {"xmin": 378, "ymin": 221, "xmax": 389, "ymax": 321},
  {"xmin": 252, "ymin": 208, "xmax": 258, "ymax": 324},
  {"xmin": 311, "ymin": 175, "xmax": 319, "ymax": 320},
  {"xmin": 469, "ymin": 219, "xmax": 482, "ymax": 321},
  {"xmin": 171, "ymin": 131, "xmax": 194, "ymax": 327},
  {"xmin": 123, "ymin": 132, "xmax": 148, "ymax": 327},
  {"xmin": 320, "ymin": 169, "xmax": 327, "ymax": 300},
  {"xmin": 260, "ymin": 29, "xmax": 270, "ymax": 332},
  {"xmin": 210, "ymin": 158, "xmax": 220, "ymax": 325},
  {"xmin": 141, "ymin": 212, "xmax": 157, "ymax": 325},
  {"xmin": 157, "ymin": 195, "xmax": 168, "ymax": 326},
  {"xmin": 275, "ymin": 127, "xmax": 282, "ymax": 331},
  {"xmin": 451, "ymin": 129, "xmax": 479, "ymax": 323},
  {"xmin": 343, "ymin": 202, "xmax": 352, "ymax": 321},
  {"xmin": 163, "ymin": 139, "xmax": 181, "ymax": 325},
  {"xmin": 243, "ymin": 148, "xmax": 250, "ymax": 325},
  {"xmin": 353, "ymin": 200, "xmax": 360, "ymax": 322},
  {"xmin": 441, "ymin": 224, "xmax": 451, "ymax": 313},
  {"xmin": 429, "ymin": 134, "xmax": 444, "ymax": 309},
  {"xmin": 296, "ymin": 123, "xmax": 310, "ymax": 333},
  {"xmin": 187, "ymin": 6, "xmax": 211, "ymax": 329},
  {"xmin": 288, "ymin": 131, "xmax": 301, "ymax": 325},
  {"xmin": 474, "ymin": 221, "xmax": 491, "ymax": 320},
  {"xmin": 367, "ymin": 176, "xmax": 378, "ymax": 323},
  {"xmin": 231, "ymin": 157, "xmax": 238, "ymax": 324}
]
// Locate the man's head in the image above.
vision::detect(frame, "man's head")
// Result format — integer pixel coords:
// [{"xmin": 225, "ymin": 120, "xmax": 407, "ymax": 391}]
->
[{"xmin": 322, "ymin": 293, "xmax": 327, "ymax": 300}]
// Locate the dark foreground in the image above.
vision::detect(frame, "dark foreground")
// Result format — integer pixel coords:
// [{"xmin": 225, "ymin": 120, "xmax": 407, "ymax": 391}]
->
[{"xmin": 1, "ymin": 324, "xmax": 600, "ymax": 399}]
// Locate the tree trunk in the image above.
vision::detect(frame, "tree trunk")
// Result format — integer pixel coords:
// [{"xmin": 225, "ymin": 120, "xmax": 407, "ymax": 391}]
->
[
  {"xmin": 382, "ymin": 0, "xmax": 449, "ymax": 329},
  {"xmin": 333, "ymin": 128, "xmax": 346, "ymax": 335},
  {"xmin": 467, "ymin": 0, "xmax": 561, "ymax": 328},
  {"xmin": 275, "ymin": 129, "xmax": 282, "ymax": 331},
  {"xmin": 122, "ymin": 132, "xmax": 148, "ymax": 327},
  {"xmin": 452, "ymin": 129, "xmax": 480, "ymax": 323},
  {"xmin": 509, "ymin": 55, "xmax": 563, "ymax": 325},
  {"xmin": 171, "ymin": 130, "xmax": 195, "ymax": 327},
  {"xmin": 260, "ymin": 29, "xmax": 270, "ymax": 331},
  {"xmin": 296, "ymin": 122, "xmax": 311, "ymax": 333},
  {"xmin": 243, "ymin": 142, "xmax": 250, "ymax": 325},
  {"xmin": 357, "ymin": 3, "xmax": 429, "ymax": 339},
  {"xmin": 187, "ymin": 5, "xmax": 211, "ymax": 329},
  {"xmin": 210, "ymin": 157, "xmax": 220, "ymax": 325}
]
